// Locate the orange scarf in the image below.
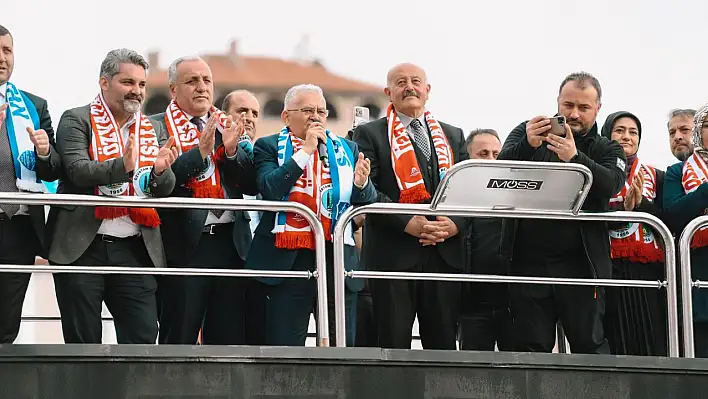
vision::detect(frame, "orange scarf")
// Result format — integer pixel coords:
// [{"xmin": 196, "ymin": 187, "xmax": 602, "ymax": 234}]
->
[
  {"xmin": 607, "ymin": 157, "xmax": 663, "ymax": 263},
  {"xmin": 386, "ymin": 103, "xmax": 454, "ymax": 204},
  {"xmin": 164, "ymin": 100, "xmax": 228, "ymax": 199},
  {"xmin": 88, "ymin": 93, "xmax": 160, "ymax": 227},
  {"xmin": 682, "ymin": 152, "xmax": 708, "ymax": 248}
]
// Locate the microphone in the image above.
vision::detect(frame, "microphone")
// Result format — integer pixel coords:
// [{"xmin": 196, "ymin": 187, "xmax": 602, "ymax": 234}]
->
[{"xmin": 318, "ymin": 138, "xmax": 329, "ymax": 168}]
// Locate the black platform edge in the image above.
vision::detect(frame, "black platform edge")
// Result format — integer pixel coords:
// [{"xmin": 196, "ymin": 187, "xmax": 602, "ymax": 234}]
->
[{"xmin": 2, "ymin": 344, "xmax": 708, "ymax": 374}]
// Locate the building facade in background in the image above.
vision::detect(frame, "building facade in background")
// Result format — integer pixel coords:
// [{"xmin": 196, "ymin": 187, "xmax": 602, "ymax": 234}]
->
[{"xmin": 143, "ymin": 40, "xmax": 389, "ymax": 138}]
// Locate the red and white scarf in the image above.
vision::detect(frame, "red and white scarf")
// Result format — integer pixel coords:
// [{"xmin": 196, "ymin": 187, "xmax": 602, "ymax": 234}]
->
[
  {"xmin": 608, "ymin": 157, "xmax": 663, "ymax": 263},
  {"xmin": 682, "ymin": 152, "xmax": 708, "ymax": 249},
  {"xmin": 88, "ymin": 93, "xmax": 161, "ymax": 227},
  {"xmin": 164, "ymin": 100, "xmax": 229, "ymax": 199},
  {"xmin": 386, "ymin": 103, "xmax": 454, "ymax": 204}
]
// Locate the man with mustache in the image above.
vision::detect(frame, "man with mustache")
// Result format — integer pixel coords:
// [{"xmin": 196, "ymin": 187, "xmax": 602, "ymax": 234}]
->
[
  {"xmin": 150, "ymin": 57, "xmax": 258, "ymax": 345},
  {"xmin": 49, "ymin": 48, "xmax": 178, "ymax": 344},
  {"xmin": 352, "ymin": 63, "xmax": 469, "ymax": 350},
  {"xmin": 498, "ymin": 72, "xmax": 625, "ymax": 354},
  {"xmin": 0, "ymin": 24, "xmax": 61, "ymax": 344},
  {"xmin": 667, "ymin": 109, "xmax": 695, "ymax": 161}
]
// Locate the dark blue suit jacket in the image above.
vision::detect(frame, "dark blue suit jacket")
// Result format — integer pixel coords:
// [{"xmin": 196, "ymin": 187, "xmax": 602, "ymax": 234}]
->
[{"xmin": 245, "ymin": 132, "xmax": 377, "ymax": 291}]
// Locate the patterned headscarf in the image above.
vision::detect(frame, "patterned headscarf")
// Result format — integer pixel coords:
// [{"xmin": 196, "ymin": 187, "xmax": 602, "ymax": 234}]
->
[{"xmin": 692, "ymin": 103, "xmax": 708, "ymax": 159}]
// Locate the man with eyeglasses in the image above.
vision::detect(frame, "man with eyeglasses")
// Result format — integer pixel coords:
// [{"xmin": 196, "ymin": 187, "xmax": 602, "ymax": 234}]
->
[
  {"xmin": 246, "ymin": 84, "xmax": 376, "ymax": 346},
  {"xmin": 149, "ymin": 56, "xmax": 258, "ymax": 345}
]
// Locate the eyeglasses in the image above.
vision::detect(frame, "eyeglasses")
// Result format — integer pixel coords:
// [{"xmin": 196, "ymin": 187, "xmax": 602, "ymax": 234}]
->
[{"xmin": 286, "ymin": 107, "xmax": 329, "ymax": 118}]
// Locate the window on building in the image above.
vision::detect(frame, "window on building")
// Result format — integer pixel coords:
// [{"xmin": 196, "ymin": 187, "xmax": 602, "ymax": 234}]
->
[
  {"xmin": 325, "ymin": 97, "xmax": 338, "ymax": 120},
  {"xmin": 361, "ymin": 103, "xmax": 382, "ymax": 119},
  {"xmin": 143, "ymin": 94, "xmax": 170, "ymax": 116},
  {"xmin": 264, "ymin": 99, "xmax": 284, "ymax": 118}
]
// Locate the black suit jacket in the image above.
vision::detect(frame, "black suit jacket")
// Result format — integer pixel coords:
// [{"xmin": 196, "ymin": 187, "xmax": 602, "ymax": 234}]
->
[
  {"xmin": 149, "ymin": 112, "xmax": 258, "ymax": 264},
  {"xmin": 245, "ymin": 133, "xmax": 377, "ymax": 291},
  {"xmin": 49, "ymin": 105, "xmax": 176, "ymax": 266},
  {"xmin": 352, "ymin": 116, "xmax": 469, "ymax": 271},
  {"xmin": 17, "ymin": 91, "xmax": 61, "ymax": 257}
]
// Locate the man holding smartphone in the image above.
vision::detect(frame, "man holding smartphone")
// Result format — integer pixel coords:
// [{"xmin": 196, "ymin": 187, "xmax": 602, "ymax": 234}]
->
[{"xmin": 498, "ymin": 72, "xmax": 625, "ymax": 354}]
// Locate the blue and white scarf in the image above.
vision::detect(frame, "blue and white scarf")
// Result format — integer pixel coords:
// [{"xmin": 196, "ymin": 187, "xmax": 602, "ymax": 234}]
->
[
  {"xmin": 3, "ymin": 82, "xmax": 57, "ymax": 193},
  {"xmin": 272, "ymin": 126, "xmax": 356, "ymax": 249}
]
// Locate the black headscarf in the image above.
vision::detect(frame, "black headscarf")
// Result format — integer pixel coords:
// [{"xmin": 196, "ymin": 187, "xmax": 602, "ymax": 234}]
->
[{"xmin": 601, "ymin": 111, "xmax": 642, "ymax": 176}]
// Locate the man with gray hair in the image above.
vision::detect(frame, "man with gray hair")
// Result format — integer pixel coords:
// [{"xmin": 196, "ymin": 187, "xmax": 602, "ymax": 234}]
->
[
  {"xmin": 149, "ymin": 56, "xmax": 257, "ymax": 345},
  {"xmin": 49, "ymin": 48, "xmax": 178, "ymax": 344},
  {"xmin": 0, "ymin": 24, "xmax": 62, "ymax": 344},
  {"xmin": 246, "ymin": 83, "xmax": 375, "ymax": 346},
  {"xmin": 667, "ymin": 108, "xmax": 696, "ymax": 161}
]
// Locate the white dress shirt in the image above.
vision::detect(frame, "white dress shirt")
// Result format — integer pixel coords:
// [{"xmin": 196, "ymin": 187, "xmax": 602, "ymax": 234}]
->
[{"xmin": 96, "ymin": 114, "xmax": 141, "ymax": 238}]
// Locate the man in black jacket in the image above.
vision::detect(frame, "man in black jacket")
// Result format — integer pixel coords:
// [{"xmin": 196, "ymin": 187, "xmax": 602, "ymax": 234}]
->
[
  {"xmin": 0, "ymin": 25, "xmax": 62, "ymax": 343},
  {"xmin": 353, "ymin": 63, "xmax": 469, "ymax": 349},
  {"xmin": 498, "ymin": 72, "xmax": 625, "ymax": 354}
]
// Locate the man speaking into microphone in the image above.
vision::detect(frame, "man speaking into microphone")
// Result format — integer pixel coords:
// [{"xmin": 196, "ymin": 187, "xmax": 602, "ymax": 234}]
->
[{"xmin": 247, "ymin": 84, "xmax": 376, "ymax": 346}]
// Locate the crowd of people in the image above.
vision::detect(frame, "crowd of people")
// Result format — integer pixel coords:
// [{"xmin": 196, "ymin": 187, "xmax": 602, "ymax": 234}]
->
[{"xmin": 0, "ymin": 24, "xmax": 706, "ymax": 357}]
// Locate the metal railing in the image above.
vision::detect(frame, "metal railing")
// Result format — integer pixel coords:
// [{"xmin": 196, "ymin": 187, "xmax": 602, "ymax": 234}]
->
[
  {"xmin": 678, "ymin": 215, "xmax": 708, "ymax": 358},
  {"xmin": 332, "ymin": 204, "xmax": 679, "ymax": 357},
  {"xmin": 0, "ymin": 193, "xmax": 331, "ymax": 347}
]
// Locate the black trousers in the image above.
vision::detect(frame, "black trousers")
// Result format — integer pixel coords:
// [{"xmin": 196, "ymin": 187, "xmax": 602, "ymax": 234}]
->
[
  {"xmin": 53, "ymin": 235, "xmax": 158, "ymax": 344},
  {"xmin": 370, "ymin": 247, "xmax": 460, "ymax": 350},
  {"xmin": 158, "ymin": 224, "xmax": 247, "ymax": 345},
  {"xmin": 355, "ymin": 287, "xmax": 377, "ymax": 347},
  {"xmin": 458, "ymin": 304, "xmax": 514, "ymax": 351},
  {"xmin": 509, "ymin": 256, "xmax": 610, "ymax": 354},
  {"xmin": 0, "ymin": 215, "xmax": 40, "ymax": 343}
]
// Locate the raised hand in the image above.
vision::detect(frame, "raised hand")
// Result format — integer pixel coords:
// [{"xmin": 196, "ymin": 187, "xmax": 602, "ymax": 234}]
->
[
  {"xmin": 354, "ymin": 152, "xmax": 371, "ymax": 188},
  {"xmin": 123, "ymin": 133, "xmax": 137, "ymax": 173},
  {"xmin": 27, "ymin": 126, "xmax": 50, "ymax": 156},
  {"xmin": 154, "ymin": 137, "xmax": 179, "ymax": 176},
  {"xmin": 198, "ymin": 114, "xmax": 218, "ymax": 159}
]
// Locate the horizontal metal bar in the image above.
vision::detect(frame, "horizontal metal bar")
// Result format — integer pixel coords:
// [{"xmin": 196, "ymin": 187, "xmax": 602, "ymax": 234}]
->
[
  {"xmin": 0, "ymin": 264, "xmax": 313, "ymax": 279},
  {"xmin": 348, "ymin": 271, "xmax": 665, "ymax": 289},
  {"xmin": 333, "ymin": 201, "xmax": 679, "ymax": 357},
  {"xmin": 0, "ymin": 193, "xmax": 334, "ymax": 346},
  {"xmin": 0, "ymin": 193, "xmax": 312, "ymax": 213}
]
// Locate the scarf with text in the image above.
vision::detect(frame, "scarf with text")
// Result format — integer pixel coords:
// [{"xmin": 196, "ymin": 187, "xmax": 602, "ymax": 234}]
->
[
  {"xmin": 682, "ymin": 152, "xmax": 708, "ymax": 248},
  {"xmin": 164, "ymin": 100, "xmax": 228, "ymax": 199},
  {"xmin": 3, "ymin": 82, "xmax": 58, "ymax": 193},
  {"xmin": 88, "ymin": 93, "xmax": 160, "ymax": 227},
  {"xmin": 272, "ymin": 126, "xmax": 356, "ymax": 250},
  {"xmin": 608, "ymin": 157, "xmax": 663, "ymax": 263},
  {"xmin": 386, "ymin": 103, "xmax": 453, "ymax": 203}
]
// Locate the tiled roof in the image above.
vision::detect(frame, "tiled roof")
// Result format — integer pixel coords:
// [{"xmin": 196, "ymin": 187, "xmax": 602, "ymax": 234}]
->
[{"xmin": 147, "ymin": 45, "xmax": 383, "ymax": 94}]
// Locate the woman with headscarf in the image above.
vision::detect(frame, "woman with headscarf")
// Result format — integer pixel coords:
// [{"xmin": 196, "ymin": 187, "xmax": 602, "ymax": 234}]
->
[
  {"xmin": 664, "ymin": 103, "xmax": 708, "ymax": 357},
  {"xmin": 601, "ymin": 111, "xmax": 667, "ymax": 356}
]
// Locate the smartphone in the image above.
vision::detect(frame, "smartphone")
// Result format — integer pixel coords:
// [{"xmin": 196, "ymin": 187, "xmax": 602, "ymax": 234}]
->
[
  {"xmin": 353, "ymin": 106, "xmax": 370, "ymax": 129},
  {"xmin": 548, "ymin": 115, "xmax": 566, "ymax": 137}
]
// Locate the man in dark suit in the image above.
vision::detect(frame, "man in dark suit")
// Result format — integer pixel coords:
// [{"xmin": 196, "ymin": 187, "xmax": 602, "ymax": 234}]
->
[
  {"xmin": 0, "ymin": 24, "xmax": 62, "ymax": 343},
  {"xmin": 352, "ymin": 63, "xmax": 469, "ymax": 350},
  {"xmin": 221, "ymin": 89, "xmax": 266, "ymax": 345},
  {"xmin": 50, "ymin": 48, "xmax": 177, "ymax": 344},
  {"xmin": 246, "ymin": 84, "xmax": 376, "ymax": 346},
  {"xmin": 150, "ymin": 57, "xmax": 257, "ymax": 345}
]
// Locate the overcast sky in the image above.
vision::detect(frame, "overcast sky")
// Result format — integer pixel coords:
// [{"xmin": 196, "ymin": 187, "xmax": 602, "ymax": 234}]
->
[{"xmin": 5, "ymin": 0, "xmax": 707, "ymax": 169}]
